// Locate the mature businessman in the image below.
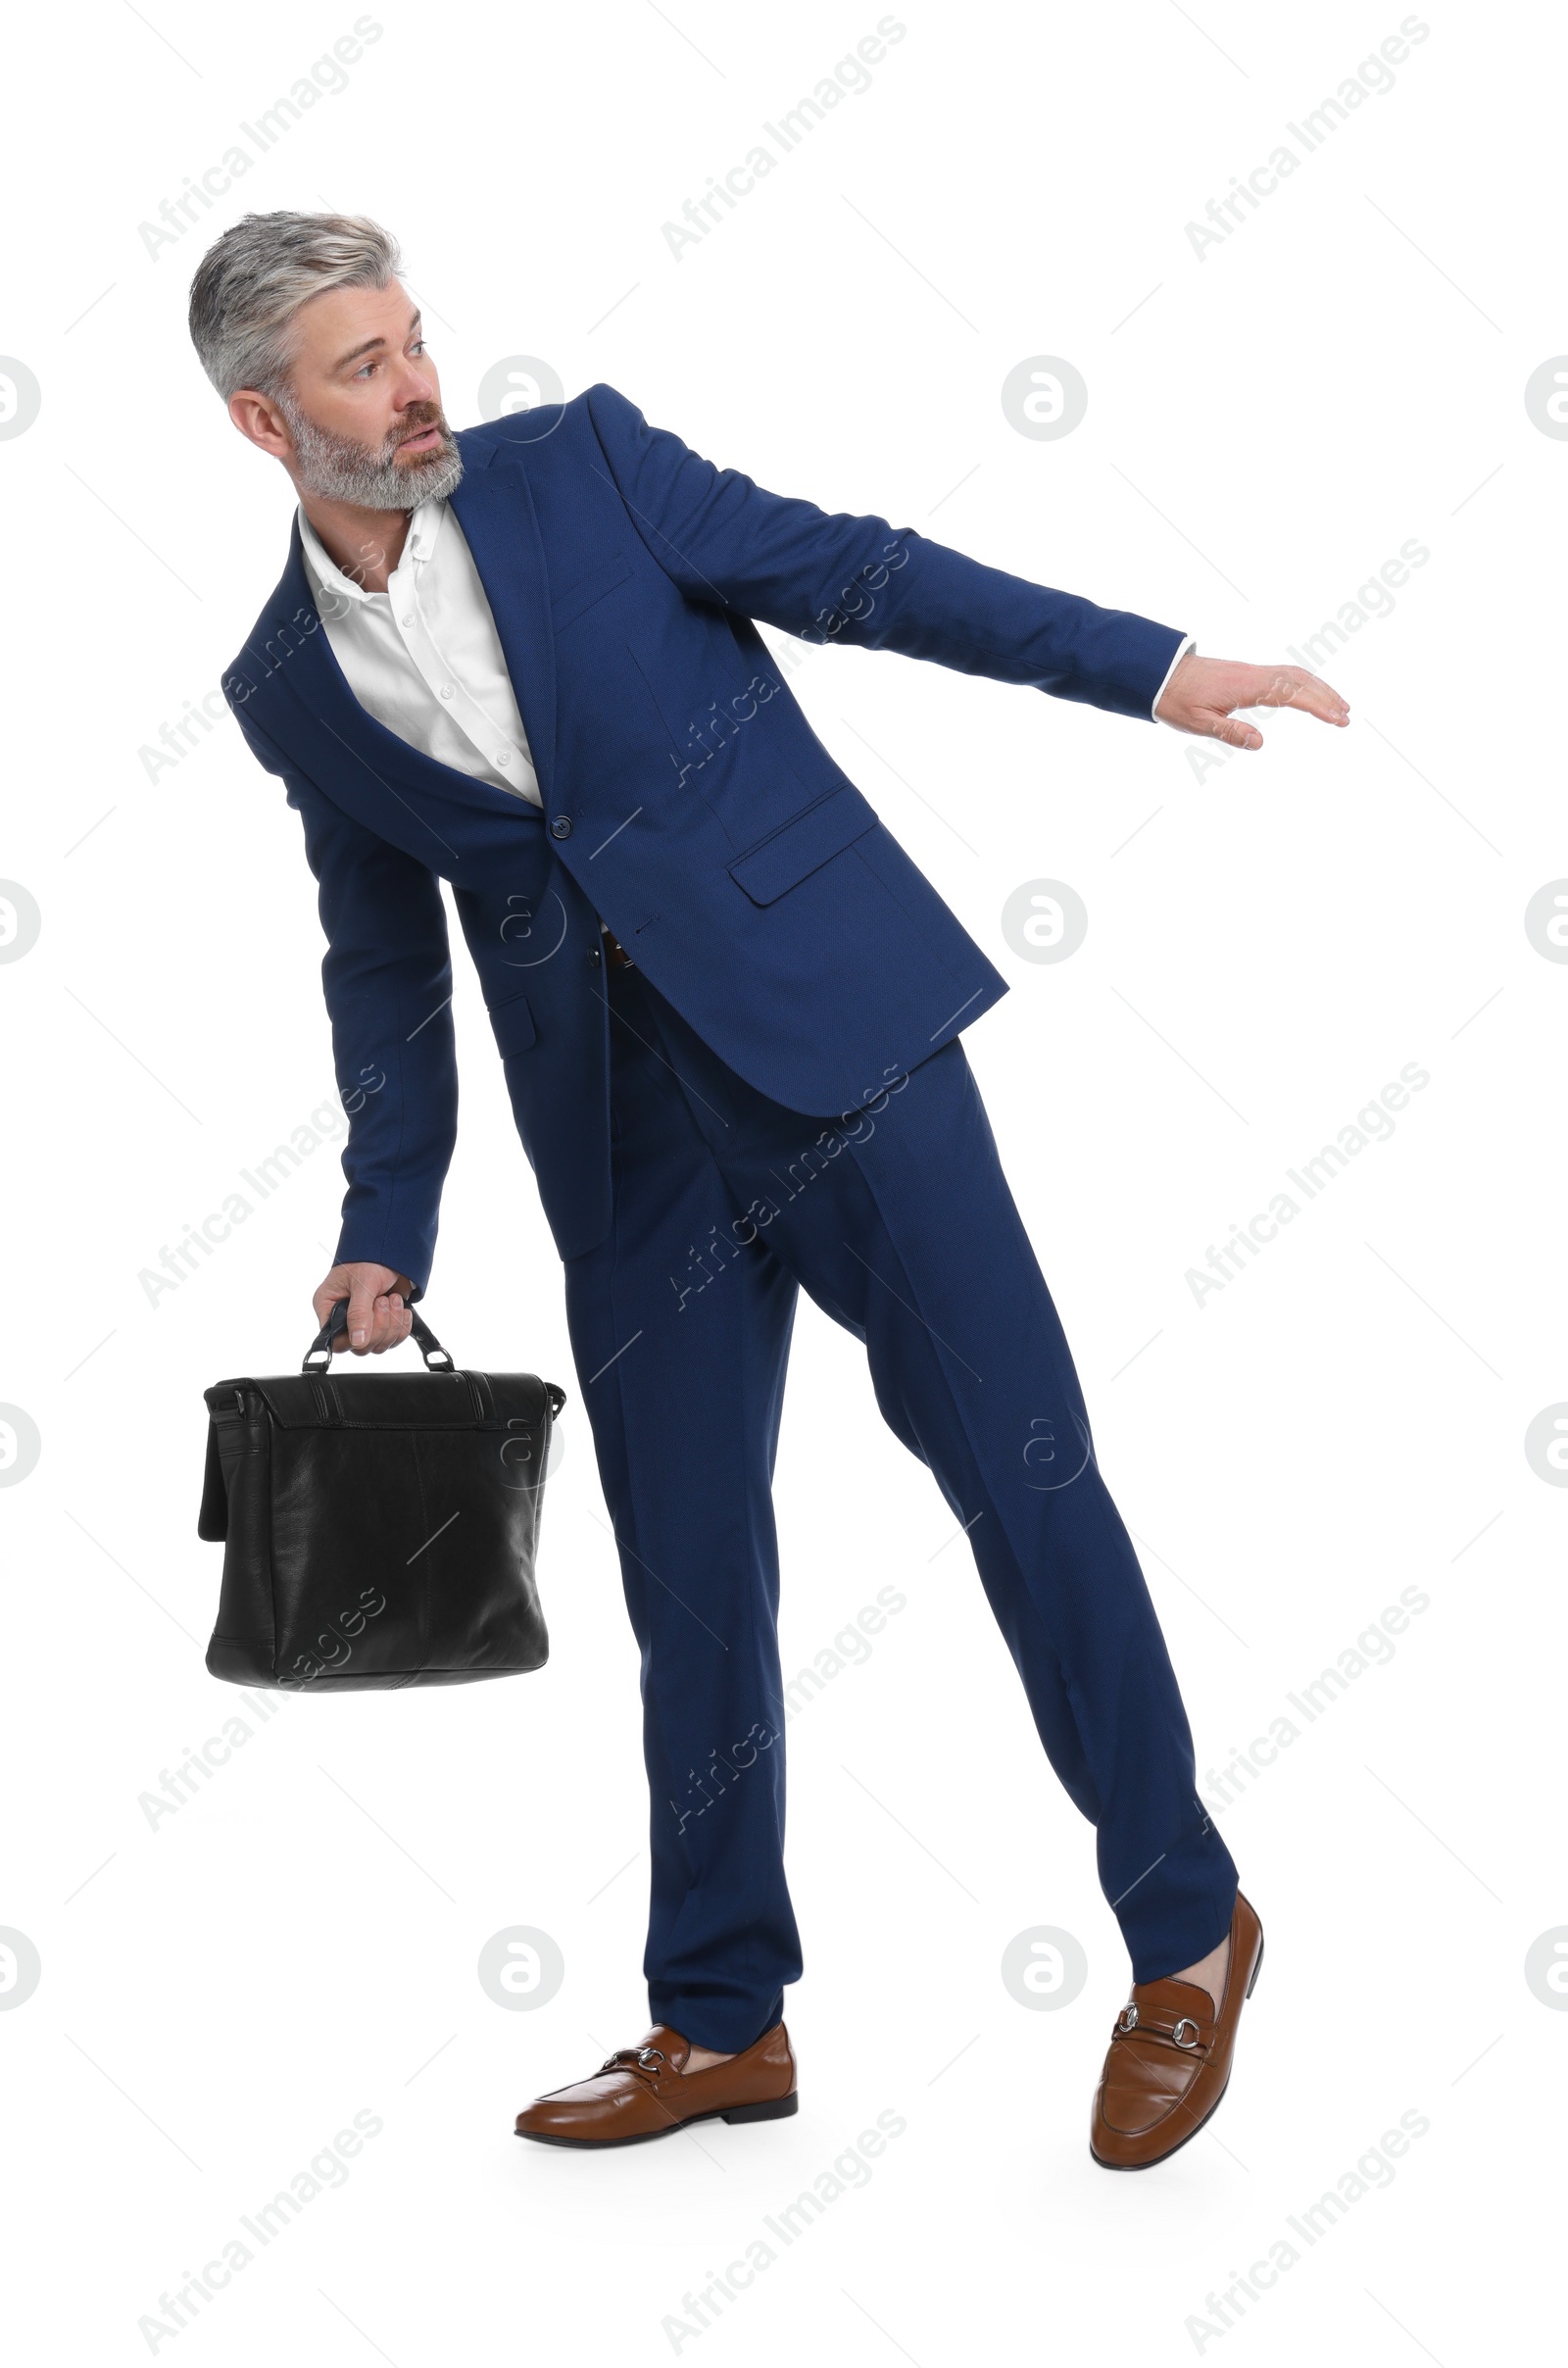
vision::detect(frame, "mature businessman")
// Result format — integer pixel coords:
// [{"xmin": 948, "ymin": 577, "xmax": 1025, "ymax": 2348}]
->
[{"xmin": 194, "ymin": 212, "xmax": 1345, "ymax": 2168}]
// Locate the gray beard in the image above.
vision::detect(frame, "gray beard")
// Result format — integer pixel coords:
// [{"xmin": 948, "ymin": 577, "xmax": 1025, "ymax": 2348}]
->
[{"xmin": 280, "ymin": 393, "xmax": 465, "ymax": 511}]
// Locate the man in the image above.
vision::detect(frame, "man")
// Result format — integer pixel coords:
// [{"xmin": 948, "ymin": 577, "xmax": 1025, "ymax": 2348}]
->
[{"xmin": 194, "ymin": 211, "xmax": 1343, "ymax": 2169}]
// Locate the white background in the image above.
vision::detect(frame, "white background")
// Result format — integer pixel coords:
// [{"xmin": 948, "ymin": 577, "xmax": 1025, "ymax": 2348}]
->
[{"xmin": 1, "ymin": 1, "xmax": 1558, "ymax": 2359}]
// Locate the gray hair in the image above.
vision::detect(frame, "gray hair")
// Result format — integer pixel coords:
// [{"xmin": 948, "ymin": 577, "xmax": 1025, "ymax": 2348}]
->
[{"xmin": 188, "ymin": 211, "xmax": 403, "ymax": 401}]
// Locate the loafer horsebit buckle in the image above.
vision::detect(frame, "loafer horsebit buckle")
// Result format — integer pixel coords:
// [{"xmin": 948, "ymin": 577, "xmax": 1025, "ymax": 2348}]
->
[
  {"xmin": 1114, "ymin": 2002, "xmax": 1202, "ymax": 2049},
  {"xmin": 601, "ymin": 2045, "xmax": 668, "ymax": 2075}
]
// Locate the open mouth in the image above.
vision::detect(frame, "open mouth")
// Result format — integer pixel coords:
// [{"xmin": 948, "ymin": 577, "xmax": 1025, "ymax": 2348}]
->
[{"xmin": 397, "ymin": 423, "xmax": 444, "ymax": 456}]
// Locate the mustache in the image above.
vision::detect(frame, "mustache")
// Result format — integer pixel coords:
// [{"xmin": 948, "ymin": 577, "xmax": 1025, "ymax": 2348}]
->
[{"xmin": 387, "ymin": 402, "xmax": 452, "ymax": 457}]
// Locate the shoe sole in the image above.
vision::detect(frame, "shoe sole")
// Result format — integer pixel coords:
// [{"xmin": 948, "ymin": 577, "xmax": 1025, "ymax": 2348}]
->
[
  {"xmin": 516, "ymin": 2091, "xmax": 799, "ymax": 2147},
  {"xmin": 1090, "ymin": 1925, "xmax": 1264, "ymax": 2173}
]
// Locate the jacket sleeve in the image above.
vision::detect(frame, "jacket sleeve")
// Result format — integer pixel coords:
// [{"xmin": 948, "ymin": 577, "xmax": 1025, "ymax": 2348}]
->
[
  {"xmin": 229, "ymin": 706, "xmax": 459, "ymax": 1297},
  {"xmin": 583, "ymin": 380, "xmax": 1187, "ymax": 723}
]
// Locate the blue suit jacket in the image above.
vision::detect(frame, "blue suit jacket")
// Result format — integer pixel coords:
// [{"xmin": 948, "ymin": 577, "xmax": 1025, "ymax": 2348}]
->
[{"xmin": 224, "ymin": 383, "xmax": 1184, "ymax": 1286}]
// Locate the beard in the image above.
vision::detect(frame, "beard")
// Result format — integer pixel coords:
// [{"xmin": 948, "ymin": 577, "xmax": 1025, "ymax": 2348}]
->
[{"xmin": 280, "ymin": 393, "xmax": 465, "ymax": 510}]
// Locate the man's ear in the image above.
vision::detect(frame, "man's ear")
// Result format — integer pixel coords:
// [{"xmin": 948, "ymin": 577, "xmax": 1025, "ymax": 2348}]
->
[{"xmin": 228, "ymin": 387, "xmax": 293, "ymax": 462}]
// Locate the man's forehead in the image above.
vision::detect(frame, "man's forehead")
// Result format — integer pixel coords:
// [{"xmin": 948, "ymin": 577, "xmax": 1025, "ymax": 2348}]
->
[{"xmin": 296, "ymin": 279, "xmax": 418, "ymax": 363}]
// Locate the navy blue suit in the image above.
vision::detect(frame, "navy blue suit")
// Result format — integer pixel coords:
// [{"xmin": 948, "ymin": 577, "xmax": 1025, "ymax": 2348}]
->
[{"xmin": 226, "ymin": 385, "xmax": 1238, "ymax": 2045}]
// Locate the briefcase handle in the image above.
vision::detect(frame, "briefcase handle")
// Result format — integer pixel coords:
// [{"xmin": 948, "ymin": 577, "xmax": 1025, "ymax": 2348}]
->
[{"xmin": 304, "ymin": 1299, "xmax": 457, "ymax": 1374}]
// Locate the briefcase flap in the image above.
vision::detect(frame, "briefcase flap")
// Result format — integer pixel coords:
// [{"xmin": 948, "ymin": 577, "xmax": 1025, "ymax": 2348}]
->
[
  {"xmin": 205, "ymin": 1370, "xmax": 558, "ymax": 1431},
  {"xmin": 198, "ymin": 1418, "xmax": 229, "ymax": 1542}
]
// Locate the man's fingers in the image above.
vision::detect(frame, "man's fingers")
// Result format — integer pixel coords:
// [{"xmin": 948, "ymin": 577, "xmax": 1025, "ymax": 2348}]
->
[
  {"xmin": 317, "ymin": 1264, "xmax": 413, "ymax": 1354},
  {"xmin": 1208, "ymin": 713, "xmax": 1265, "ymax": 751},
  {"xmin": 346, "ymin": 1275, "xmax": 382, "ymax": 1350},
  {"xmin": 374, "ymin": 1296, "xmax": 411, "ymax": 1355},
  {"xmin": 1246, "ymin": 666, "xmax": 1349, "ymax": 723},
  {"xmin": 317, "ymin": 1280, "xmax": 351, "ymax": 1346},
  {"xmin": 362, "ymin": 1291, "xmax": 411, "ymax": 1355},
  {"xmin": 1160, "ymin": 657, "xmax": 1351, "ymax": 742}
]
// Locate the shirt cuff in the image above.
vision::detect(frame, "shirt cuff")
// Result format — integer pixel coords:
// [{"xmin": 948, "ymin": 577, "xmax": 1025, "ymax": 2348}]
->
[{"xmin": 1152, "ymin": 634, "xmax": 1196, "ymax": 724}]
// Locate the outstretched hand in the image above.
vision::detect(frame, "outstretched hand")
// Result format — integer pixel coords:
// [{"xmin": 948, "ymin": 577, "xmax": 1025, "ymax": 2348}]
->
[{"xmin": 1154, "ymin": 652, "xmax": 1349, "ymax": 750}]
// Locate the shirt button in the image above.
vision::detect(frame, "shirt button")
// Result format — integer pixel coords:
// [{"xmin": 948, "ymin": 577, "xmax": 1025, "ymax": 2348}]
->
[
  {"xmin": 440, "ymin": 684, "xmax": 454, "ymax": 699},
  {"xmin": 550, "ymin": 815, "xmax": 573, "ymax": 840},
  {"xmin": 497, "ymin": 751, "xmax": 511, "ymax": 765}
]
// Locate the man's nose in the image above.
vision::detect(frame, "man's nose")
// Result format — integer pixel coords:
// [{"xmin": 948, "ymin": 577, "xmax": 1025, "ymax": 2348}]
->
[{"xmin": 394, "ymin": 362, "xmax": 438, "ymax": 411}]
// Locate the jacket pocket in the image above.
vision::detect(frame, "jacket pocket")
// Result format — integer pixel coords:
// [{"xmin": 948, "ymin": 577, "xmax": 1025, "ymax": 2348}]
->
[
  {"xmin": 552, "ymin": 557, "xmax": 633, "ymax": 632},
  {"xmin": 484, "ymin": 985, "xmax": 537, "ymax": 1050},
  {"xmin": 727, "ymin": 785, "xmax": 879, "ymax": 906}
]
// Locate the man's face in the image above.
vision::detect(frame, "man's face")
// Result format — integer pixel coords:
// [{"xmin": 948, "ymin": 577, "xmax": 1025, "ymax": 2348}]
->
[{"xmin": 242, "ymin": 278, "xmax": 462, "ymax": 511}]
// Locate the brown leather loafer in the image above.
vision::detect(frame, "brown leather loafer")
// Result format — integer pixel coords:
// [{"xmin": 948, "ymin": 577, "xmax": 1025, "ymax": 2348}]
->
[
  {"xmin": 1090, "ymin": 1891, "xmax": 1263, "ymax": 2170},
  {"xmin": 515, "ymin": 2021, "xmax": 798, "ymax": 2147}
]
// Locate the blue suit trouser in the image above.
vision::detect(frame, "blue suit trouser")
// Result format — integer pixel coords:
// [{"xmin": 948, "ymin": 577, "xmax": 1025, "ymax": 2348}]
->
[{"xmin": 562, "ymin": 962, "xmax": 1238, "ymax": 2052}]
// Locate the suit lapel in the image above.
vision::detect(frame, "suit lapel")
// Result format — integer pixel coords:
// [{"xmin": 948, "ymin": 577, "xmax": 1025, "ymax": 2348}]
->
[
  {"xmin": 235, "ymin": 485, "xmax": 557, "ymax": 867},
  {"xmin": 449, "ymin": 433, "xmax": 558, "ymax": 805}
]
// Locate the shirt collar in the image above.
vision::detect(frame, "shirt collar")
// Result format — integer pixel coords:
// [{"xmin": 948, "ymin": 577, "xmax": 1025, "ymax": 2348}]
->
[{"xmin": 297, "ymin": 497, "xmax": 447, "ymax": 605}]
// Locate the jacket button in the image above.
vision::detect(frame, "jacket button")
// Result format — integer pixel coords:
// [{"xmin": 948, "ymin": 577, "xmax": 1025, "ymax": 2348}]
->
[
  {"xmin": 587, "ymin": 944, "xmax": 603, "ymax": 965},
  {"xmin": 550, "ymin": 814, "xmax": 573, "ymax": 840}
]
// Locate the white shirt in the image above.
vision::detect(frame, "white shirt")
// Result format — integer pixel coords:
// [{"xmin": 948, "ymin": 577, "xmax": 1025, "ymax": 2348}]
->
[
  {"xmin": 1153, "ymin": 634, "xmax": 1196, "ymax": 720},
  {"xmin": 298, "ymin": 500, "xmax": 542, "ymax": 805},
  {"xmin": 300, "ymin": 496, "xmax": 1193, "ymax": 778}
]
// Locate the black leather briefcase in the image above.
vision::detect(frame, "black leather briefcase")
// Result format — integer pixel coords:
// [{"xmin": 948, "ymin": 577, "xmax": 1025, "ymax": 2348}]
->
[{"xmin": 198, "ymin": 1302, "xmax": 565, "ymax": 1692}]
